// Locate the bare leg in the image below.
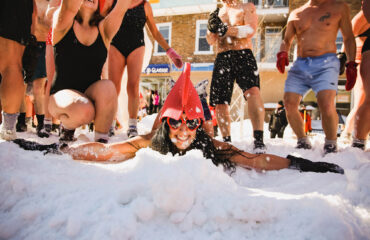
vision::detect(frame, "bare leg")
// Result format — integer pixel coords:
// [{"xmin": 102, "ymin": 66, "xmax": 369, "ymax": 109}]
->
[
  {"xmin": 317, "ymin": 90, "xmax": 338, "ymax": 141},
  {"xmin": 354, "ymin": 51, "xmax": 370, "ymax": 140},
  {"xmin": 216, "ymin": 104, "xmax": 231, "ymax": 139},
  {"xmin": 202, "ymin": 120, "xmax": 214, "ymax": 138},
  {"xmin": 44, "ymin": 44, "xmax": 54, "ymax": 120},
  {"xmin": 48, "ymin": 89, "xmax": 95, "ymax": 130},
  {"xmin": 244, "ymin": 87, "xmax": 264, "ymax": 131},
  {"xmin": 85, "ymin": 80, "xmax": 118, "ymax": 134},
  {"xmin": 0, "ymin": 37, "xmax": 26, "ymax": 114},
  {"xmin": 284, "ymin": 92, "xmax": 305, "ymax": 138},
  {"xmin": 126, "ymin": 46, "xmax": 145, "ymax": 120},
  {"xmin": 33, "ymin": 77, "xmax": 47, "ymax": 115},
  {"xmin": 342, "ymin": 67, "xmax": 365, "ymax": 136},
  {"xmin": 108, "ymin": 45, "xmax": 126, "ymax": 95}
]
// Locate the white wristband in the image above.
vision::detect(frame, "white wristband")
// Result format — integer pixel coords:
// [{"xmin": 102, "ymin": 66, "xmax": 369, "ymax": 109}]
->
[{"xmin": 236, "ymin": 25, "xmax": 254, "ymax": 38}]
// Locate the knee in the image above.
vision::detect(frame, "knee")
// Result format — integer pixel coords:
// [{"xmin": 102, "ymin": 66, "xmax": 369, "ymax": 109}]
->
[
  {"xmin": 96, "ymin": 80, "xmax": 118, "ymax": 104},
  {"xmin": 244, "ymin": 87, "xmax": 261, "ymax": 99},
  {"xmin": 127, "ymin": 81, "xmax": 140, "ymax": 96},
  {"xmin": 319, "ymin": 102, "xmax": 336, "ymax": 116},
  {"xmin": 283, "ymin": 97, "xmax": 299, "ymax": 112}
]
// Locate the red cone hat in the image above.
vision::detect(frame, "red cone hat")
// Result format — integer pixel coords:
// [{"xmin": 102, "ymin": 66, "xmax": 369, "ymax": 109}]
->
[
  {"xmin": 99, "ymin": 0, "xmax": 106, "ymax": 14},
  {"xmin": 160, "ymin": 63, "xmax": 205, "ymax": 121}
]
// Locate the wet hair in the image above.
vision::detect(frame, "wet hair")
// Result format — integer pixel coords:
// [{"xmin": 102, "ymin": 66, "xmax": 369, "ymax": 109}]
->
[{"xmin": 151, "ymin": 120, "xmax": 236, "ymax": 172}]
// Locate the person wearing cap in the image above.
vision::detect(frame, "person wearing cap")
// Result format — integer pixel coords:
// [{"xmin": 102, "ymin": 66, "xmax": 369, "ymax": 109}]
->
[
  {"xmin": 47, "ymin": 0, "xmax": 132, "ymax": 144},
  {"xmin": 12, "ymin": 63, "xmax": 342, "ymax": 175},
  {"xmin": 268, "ymin": 100, "xmax": 288, "ymax": 139},
  {"xmin": 206, "ymin": 0, "xmax": 266, "ymax": 154},
  {"xmin": 108, "ymin": 0, "xmax": 183, "ymax": 139}
]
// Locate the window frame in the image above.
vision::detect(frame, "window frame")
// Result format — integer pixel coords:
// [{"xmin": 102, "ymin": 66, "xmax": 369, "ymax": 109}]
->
[
  {"xmin": 194, "ymin": 20, "xmax": 214, "ymax": 55},
  {"xmin": 154, "ymin": 22, "xmax": 172, "ymax": 56}
]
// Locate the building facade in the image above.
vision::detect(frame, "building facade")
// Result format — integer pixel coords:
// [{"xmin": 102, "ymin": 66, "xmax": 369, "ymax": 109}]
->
[{"xmin": 141, "ymin": 0, "xmax": 361, "ymax": 120}]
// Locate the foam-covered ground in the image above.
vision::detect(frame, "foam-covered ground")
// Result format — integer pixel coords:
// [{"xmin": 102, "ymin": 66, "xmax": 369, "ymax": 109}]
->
[{"xmin": 1, "ymin": 114, "xmax": 369, "ymax": 239}]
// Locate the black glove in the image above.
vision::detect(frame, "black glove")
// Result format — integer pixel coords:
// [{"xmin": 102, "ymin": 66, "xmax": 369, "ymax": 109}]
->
[
  {"xmin": 207, "ymin": 8, "xmax": 228, "ymax": 37},
  {"xmin": 337, "ymin": 52, "xmax": 347, "ymax": 75},
  {"xmin": 287, "ymin": 155, "xmax": 344, "ymax": 174},
  {"xmin": 13, "ymin": 138, "xmax": 63, "ymax": 155},
  {"xmin": 22, "ymin": 34, "xmax": 40, "ymax": 83}
]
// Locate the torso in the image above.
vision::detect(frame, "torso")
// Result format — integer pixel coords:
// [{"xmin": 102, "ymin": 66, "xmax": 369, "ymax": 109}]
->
[
  {"xmin": 51, "ymin": 22, "xmax": 107, "ymax": 94},
  {"xmin": 290, "ymin": 0, "xmax": 345, "ymax": 57},
  {"xmin": 34, "ymin": 0, "xmax": 50, "ymax": 42},
  {"xmin": 216, "ymin": 3, "xmax": 254, "ymax": 53}
]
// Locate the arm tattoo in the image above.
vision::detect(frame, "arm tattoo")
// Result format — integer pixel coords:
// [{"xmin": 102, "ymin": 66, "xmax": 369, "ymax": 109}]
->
[{"xmin": 319, "ymin": 12, "xmax": 331, "ymax": 22}]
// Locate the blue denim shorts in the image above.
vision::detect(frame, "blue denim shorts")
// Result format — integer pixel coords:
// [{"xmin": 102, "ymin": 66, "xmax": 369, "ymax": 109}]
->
[{"xmin": 285, "ymin": 53, "xmax": 340, "ymax": 96}]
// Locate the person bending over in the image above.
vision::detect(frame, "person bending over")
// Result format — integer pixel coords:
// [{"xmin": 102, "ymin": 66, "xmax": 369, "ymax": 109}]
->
[{"xmin": 47, "ymin": 0, "xmax": 132, "ymax": 143}]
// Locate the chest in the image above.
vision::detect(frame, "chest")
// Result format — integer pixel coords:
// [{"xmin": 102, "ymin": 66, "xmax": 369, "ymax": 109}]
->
[
  {"xmin": 294, "ymin": 8, "xmax": 341, "ymax": 34},
  {"xmin": 220, "ymin": 7, "xmax": 245, "ymax": 26}
]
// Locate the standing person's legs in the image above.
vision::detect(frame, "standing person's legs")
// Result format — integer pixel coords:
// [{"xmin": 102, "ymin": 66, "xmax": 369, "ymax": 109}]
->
[
  {"xmin": 244, "ymin": 87, "xmax": 264, "ymax": 131},
  {"xmin": 33, "ymin": 77, "xmax": 49, "ymax": 137},
  {"xmin": 126, "ymin": 46, "xmax": 145, "ymax": 136},
  {"xmin": 0, "ymin": 37, "xmax": 26, "ymax": 140},
  {"xmin": 108, "ymin": 46, "xmax": 126, "ymax": 95},
  {"xmin": 44, "ymin": 44, "xmax": 54, "ymax": 130},
  {"xmin": 353, "ymin": 50, "xmax": 370, "ymax": 149},
  {"xmin": 215, "ymin": 104, "xmax": 232, "ymax": 142},
  {"xmin": 341, "ymin": 67, "xmax": 365, "ymax": 138},
  {"xmin": 284, "ymin": 92, "xmax": 311, "ymax": 148}
]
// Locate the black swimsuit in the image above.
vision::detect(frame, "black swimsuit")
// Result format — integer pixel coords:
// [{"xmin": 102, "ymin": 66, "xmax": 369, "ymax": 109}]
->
[
  {"xmin": 111, "ymin": 0, "xmax": 147, "ymax": 58},
  {"xmin": 360, "ymin": 28, "xmax": 370, "ymax": 53},
  {"xmin": 51, "ymin": 23, "xmax": 107, "ymax": 94}
]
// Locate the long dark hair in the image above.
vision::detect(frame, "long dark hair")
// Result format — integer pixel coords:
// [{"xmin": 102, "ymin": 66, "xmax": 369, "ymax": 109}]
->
[
  {"xmin": 151, "ymin": 120, "xmax": 236, "ymax": 172},
  {"xmin": 75, "ymin": 0, "xmax": 118, "ymax": 26}
]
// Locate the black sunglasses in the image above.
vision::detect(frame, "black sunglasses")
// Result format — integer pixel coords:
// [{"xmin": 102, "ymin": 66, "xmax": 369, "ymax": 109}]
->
[{"xmin": 167, "ymin": 117, "xmax": 201, "ymax": 131}]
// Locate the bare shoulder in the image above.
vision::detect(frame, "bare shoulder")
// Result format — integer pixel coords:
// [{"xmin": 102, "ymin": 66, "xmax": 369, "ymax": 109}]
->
[
  {"xmin": 287, "ymin": 7, "xmax": 301, "ymax": 21},
  {"xmin": 243, "ymin": 2, "xmax": 256, "ymax": 13}
]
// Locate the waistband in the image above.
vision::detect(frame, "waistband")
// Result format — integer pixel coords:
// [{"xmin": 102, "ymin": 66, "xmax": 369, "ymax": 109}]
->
[
  {"xmin": 297, "ymin": 53, "xmax": 337, "ymax": 61},
  {"xmin": 218, "ymin": 48, "xmax": 253, "ymax": 56}
]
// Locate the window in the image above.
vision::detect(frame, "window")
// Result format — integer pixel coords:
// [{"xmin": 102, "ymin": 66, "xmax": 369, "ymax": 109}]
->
[
  {"xmin": 336, "ymin": 31, "xmax": 343, "ymax": 53},
  {"xmin": 154, "ymin": 22, "xmax": 172, "ymax": 56},
  {"xmin": 264, "ymin": 27, "xmax": 282, "ymax": 62},
  {"xmin": 195, "ymin": 20, "xmax": 213, "ymax": 54}
]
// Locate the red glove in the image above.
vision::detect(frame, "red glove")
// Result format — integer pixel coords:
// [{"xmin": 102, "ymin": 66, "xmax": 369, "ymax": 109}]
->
[
  {"xmin": 276, "ymin": 51, "xmax": 289, "ymax": 74},
  {"xmin": 345, "ymin": 61, "xmax": 358, "ymax": 91},
  {"xmin": 166, "ymin": 48, "xmax": 183, "ymax": 69}
]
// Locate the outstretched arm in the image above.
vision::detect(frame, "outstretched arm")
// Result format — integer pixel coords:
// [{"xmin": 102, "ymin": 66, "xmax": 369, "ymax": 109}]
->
[
  {"xmin": 66, "ymin": 131, "xmax": 154, "ymax": 162},
  {"xmin": 340, "ymin": 3, "xmax": 356, "ymax": 62},
  {"xmin": 212, "ymin": 140, "xmax": 290, "ymax": 171},
  {"xmin": 212, "ymin": 139, "xmax": 344, "ymax": 174}
]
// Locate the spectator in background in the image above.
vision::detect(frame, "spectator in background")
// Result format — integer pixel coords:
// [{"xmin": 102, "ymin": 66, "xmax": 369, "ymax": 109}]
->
[
  {"xmin": 299, "ymin": 105, "xmax": 312, "ymax": 135},
  {"xmin": 152, "ymin": 90, "xmax": 160, "ymax": 114},
  {"xmin": 269, "ymin": 100, "xmax": 288, "ymax": 138}
]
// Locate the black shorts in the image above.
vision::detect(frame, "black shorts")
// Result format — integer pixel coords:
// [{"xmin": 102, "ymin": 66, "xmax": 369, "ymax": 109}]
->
[
  {"xmin": 0, "ymin": 0, "xmax": 33, "ymax": 45},
  {"xmin": 362, "ymin": 37, "xmax": 370, "ymax": 53},
  {"xmin": 200, "ymin": 97, "xmax": 212, "ymax": 121},
  {"xmin": 31, "ymin": 42, "xmax": 47, "ymax": 81},
  {"xmin": 209, "ymin": 49, "xmax": 260, "ymax": 107}
]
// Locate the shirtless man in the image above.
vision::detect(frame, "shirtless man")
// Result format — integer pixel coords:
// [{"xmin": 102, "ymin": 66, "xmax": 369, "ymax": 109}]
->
[
  {"xmin": 277, "ymin": 0, "xmax": 356, "ymax": 154},
  {"xmin": 0, "ymin": 0, "xmax": 36, "ymax": 140},
  {"xmin": 206, "ymin": 0, "xmax": 266, "ymax": 153}
]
